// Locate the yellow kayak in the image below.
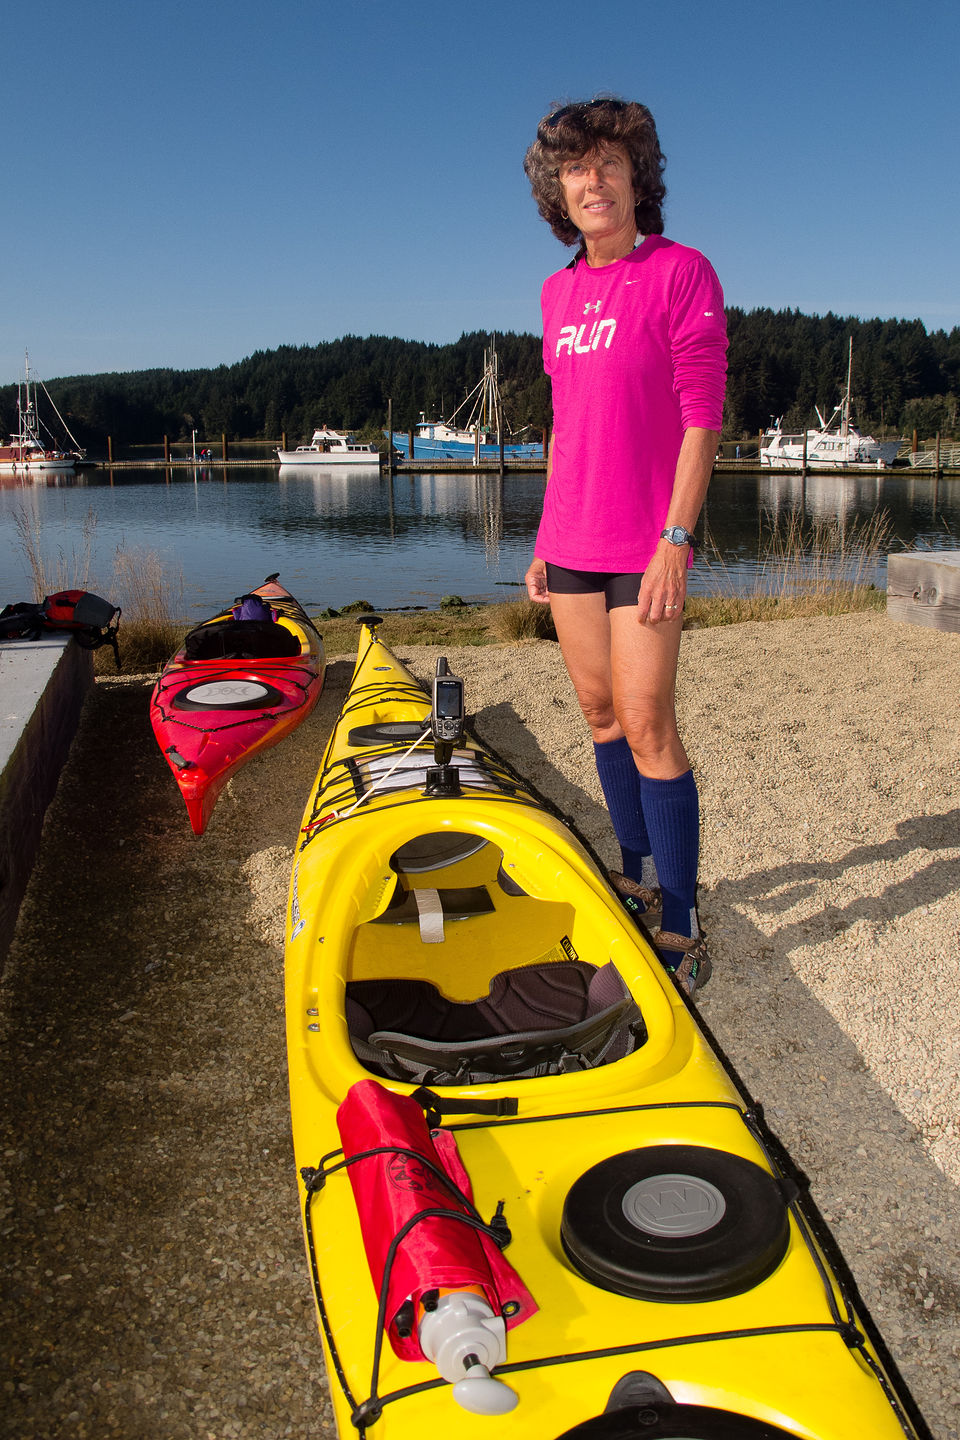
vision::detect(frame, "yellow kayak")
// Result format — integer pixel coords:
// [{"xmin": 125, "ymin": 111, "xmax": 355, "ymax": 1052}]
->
[{"xmin": 284, "ymin": 618, "xmax": 929, "ymax": 1440}]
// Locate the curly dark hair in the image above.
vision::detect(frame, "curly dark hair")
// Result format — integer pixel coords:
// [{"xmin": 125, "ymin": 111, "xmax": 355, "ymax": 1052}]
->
[{"xmin": 523, "ymin": 96, "xmax": 666, "ymax": 246}]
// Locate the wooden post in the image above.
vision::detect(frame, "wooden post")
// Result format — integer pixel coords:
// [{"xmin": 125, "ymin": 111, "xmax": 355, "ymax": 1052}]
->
[
  {"xmin": 887, "ymin": 550, "xmax": 960, "ymax": 633},
  {"xmin": 498, "ymin": 429, "xmax": 505, "ymax": 475},
  {"xmin": 281, "ymin": 431, "xmax": 288, "ymax": 454},
  {"xmin": 936, "ymin": 432, "xmax": 941, "ymax": 478},
  {"xmin": 107, "ymin": 435, "xmax": 113, "ymax": 465},
  {"xmin": 408, "ymin": 428, "xmax": 415, "ymax": 460},
  {"xmin": 163, "ymin": 435, "xmax": 170, "ymax": 461},
  {"xmin": 912, "ymin": 429, "xmax": 918, "ymax": 456},
  {"xmin": 222, "ymin": 432, "xmax": 228, "ymax": 462},
  {"xmin": 386, "ymin": 400, "xmax": 393, "ymax": 477},
  {"xmin": 542, "ymin": 428, "xmax": 548, "ymax": 459}
]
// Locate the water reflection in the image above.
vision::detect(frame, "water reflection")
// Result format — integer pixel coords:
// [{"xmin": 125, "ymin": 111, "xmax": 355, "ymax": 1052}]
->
[{"xmin": 0, "ymin": 465, "xmax": 955, "ymax": 618}]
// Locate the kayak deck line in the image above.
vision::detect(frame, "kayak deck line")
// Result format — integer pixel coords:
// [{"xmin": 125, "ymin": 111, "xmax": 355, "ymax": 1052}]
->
[
  {"xmin": 302, "ymin": 1092, "xmax": 915, "ymax": 1439},
  {"xmin": 284, "ymin": 619, "xmax": 931, "ymax": 1439}
]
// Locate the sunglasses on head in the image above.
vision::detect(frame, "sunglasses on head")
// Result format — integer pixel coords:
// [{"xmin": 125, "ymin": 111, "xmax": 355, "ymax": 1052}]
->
[{"xmin": 545, "ymin": 98, "xmax": 627, "ymax": 128}]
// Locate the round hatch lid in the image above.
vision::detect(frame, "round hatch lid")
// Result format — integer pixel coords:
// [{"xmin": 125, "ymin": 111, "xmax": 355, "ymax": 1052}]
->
[
  {"xmin": 556, "ymin": 1398, "xmax": 801, "ymax": 1438},
  {"xmin": 172, "ymin": 679, "xmax": 286, "ymax": 710},
  {"xmin": 560, "ymin": 1145, "xmax": 790, "ymax": 1303},
  {"xmin": 347, "ymin": 722, "xmax": 428, "ymax": 745}
]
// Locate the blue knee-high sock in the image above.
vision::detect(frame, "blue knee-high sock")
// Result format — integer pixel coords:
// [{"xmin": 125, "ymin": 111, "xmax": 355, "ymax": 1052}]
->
[
  {"xmin": 593, "ymin": 737, "xmax": 657, "ymax": 888},
  {"xmin": 638, "ymin": 770, "xmax": 700, "ymax": 937}
]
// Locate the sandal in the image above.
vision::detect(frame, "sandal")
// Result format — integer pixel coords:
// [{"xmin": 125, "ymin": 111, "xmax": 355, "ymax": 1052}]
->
[
  {"xmin": 610, "ymin": 871, "xmax": 662, "ymax": 915},
  {"xmin": 650, "ymin": 929, "xmax": 712, "ymax": 997}
]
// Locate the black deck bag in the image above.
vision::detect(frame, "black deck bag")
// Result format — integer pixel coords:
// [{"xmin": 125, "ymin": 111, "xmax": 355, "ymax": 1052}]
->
[
  {"xmin": 0, "ymin": 602, "xmax": 46, "ymax": 641},
  {"xmin": 1, "ymin": 590, "xmax": 122, "ymax": 668}
]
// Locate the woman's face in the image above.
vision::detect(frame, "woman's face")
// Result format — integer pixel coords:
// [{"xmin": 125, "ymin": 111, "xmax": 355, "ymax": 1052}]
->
[{"xmin": 558, "ymin": 143, "xmax": 637, "ymax": 253}]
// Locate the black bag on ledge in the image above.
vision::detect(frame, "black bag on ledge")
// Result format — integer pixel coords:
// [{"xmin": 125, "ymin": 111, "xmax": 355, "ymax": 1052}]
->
[{"xmin": 0, "ymin": 589, "xmax": 122, "ymax": 669}]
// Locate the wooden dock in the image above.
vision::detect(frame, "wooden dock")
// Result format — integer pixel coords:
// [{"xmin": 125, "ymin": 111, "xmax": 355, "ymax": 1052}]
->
[{"xmin": 91, "ymin": 456, "xmax": 959, "ymax": 477}]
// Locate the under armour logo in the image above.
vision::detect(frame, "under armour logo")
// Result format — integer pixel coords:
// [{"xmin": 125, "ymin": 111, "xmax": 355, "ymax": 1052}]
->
[{"xmin": 583, "ymin": 301, "xmax": 601, "ymax": 315}]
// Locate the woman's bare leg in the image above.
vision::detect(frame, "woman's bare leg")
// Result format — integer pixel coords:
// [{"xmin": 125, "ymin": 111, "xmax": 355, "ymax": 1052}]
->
[{"xmin": 549, "ymin": 593, "xmax": 706, "ymax": 979}]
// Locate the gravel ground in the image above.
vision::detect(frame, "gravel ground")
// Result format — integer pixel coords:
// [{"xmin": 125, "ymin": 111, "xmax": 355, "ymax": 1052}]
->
[{"xmin": 1, "ymin": 609, "xmax": 958, "ymax": 1439}]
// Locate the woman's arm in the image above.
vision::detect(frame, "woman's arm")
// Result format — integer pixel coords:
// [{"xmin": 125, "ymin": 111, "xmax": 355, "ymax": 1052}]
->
[
  {"xmin": 636, "ymin": 426, "xmax": 718, "ymax": 624},
  {"xmin": 525, "ymin": 433, "xmax": 554, "ymax": 603}
]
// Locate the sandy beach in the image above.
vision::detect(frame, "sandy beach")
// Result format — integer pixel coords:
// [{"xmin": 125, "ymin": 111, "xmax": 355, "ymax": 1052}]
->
[{"xmin": 1, "ymin": 608, "xmax": 958, "ymax": 1439}]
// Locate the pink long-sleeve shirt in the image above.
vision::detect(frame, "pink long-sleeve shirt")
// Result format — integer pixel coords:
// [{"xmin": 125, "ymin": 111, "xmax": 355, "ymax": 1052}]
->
[{"xmin": 536, "ymin": 235, "xmax": 728, "ymax": 572}]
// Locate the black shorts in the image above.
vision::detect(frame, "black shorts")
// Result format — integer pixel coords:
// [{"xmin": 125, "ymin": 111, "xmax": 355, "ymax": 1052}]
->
[{"xmin": 545, "ymin": 564, "xmax": 643, "ymax": 611}]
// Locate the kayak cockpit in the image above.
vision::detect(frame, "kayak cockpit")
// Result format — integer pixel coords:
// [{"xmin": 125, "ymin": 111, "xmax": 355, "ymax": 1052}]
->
[
  {"xmin": 343, "ymin": 832, "xmax": 647, "ymax": 1085},
  {"xmin": 184, "ymin": 617, "xmax": 303, "ymax": 660}
]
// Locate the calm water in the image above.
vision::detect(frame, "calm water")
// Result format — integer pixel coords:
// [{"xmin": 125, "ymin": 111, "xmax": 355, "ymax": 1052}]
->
[{"xmin": 1, "ymin": 464, "xmax": 956, "ymax": 622}]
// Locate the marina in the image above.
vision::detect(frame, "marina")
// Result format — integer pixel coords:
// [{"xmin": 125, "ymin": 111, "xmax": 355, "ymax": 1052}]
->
[{"xmin": 1, "ymin": 464, "xmax": 956, "ymax": 621}]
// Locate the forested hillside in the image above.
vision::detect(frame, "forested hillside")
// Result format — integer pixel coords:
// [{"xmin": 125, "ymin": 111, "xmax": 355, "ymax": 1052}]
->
[{"xmin": 3, "ymin": 311, "xmax": 957, "ymax": 452}]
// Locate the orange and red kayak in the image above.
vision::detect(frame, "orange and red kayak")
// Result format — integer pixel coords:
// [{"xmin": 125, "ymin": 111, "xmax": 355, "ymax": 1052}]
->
[{"xmin": 150, "ymin": 574, "xmax": 324, "ymax": 835}]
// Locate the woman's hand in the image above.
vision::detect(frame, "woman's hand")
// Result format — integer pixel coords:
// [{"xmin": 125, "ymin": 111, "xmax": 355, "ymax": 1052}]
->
[
  {"xmin": 525, "ymin": 557, "xmax": 550, "ymax": 604},
  {"xmin": 636, "ymin": 540, "xmax": 688, "ymax": 624}
]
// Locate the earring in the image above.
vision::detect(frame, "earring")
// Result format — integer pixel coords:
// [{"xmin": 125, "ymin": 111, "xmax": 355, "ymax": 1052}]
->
[{"xmin": 561, "ymin": 210, "xmax": 569, "ymax": 220}]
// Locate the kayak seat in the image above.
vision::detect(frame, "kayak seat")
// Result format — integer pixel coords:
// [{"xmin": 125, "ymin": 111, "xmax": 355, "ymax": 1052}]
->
[
  {"xmin": 346, "ymin": 961, "xmax": 646, "ymax": 1083},
  {"xmin": 184, "ymin": 618, "xmax": 300, "ymax": 660}
]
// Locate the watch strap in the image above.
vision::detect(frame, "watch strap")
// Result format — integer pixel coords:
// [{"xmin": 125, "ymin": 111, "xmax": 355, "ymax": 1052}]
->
[{"xmin": 661, "ymin": 526, "xmax": 696, "ymax": 549}]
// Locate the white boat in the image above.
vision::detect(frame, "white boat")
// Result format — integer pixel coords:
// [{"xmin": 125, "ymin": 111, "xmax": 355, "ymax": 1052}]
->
[
  {"xmin": 276, "ymin": 426, "xmax": 380, "ymax": 467},
  {"xmin": 760, "ymin": 339, "xmax": 902, "ymax": 471},
  {"xmin": 389, "ymin": 339, "xmax": 543, "ymax": 461},
  {"xmin": 0, "ymin": 353, "xmax": 81, "ymax": 473}
]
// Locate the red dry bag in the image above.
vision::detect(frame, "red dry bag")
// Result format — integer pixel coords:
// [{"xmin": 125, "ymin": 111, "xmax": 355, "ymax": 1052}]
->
[{"xmin": 335, "ymin": 1079, "xmax": 536, "ymax": 1362}]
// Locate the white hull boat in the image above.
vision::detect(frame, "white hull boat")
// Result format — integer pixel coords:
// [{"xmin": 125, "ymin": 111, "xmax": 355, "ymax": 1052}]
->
[
  {"xmin": 760, "ymin": 339, "xmax": 902, "ymax": 471},
  {"xmin": 277, "ymin": 427, "xmax": 380, "ymax": 467},
  {"xmin": 0, "ymin": 353, "xmax": 80, "ymax": 473}
]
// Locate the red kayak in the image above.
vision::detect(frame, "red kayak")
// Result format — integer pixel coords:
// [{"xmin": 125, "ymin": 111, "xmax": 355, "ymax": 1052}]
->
[{"xmin": 150, "ymin": 574, "xmax": 325, "ymax": 835}]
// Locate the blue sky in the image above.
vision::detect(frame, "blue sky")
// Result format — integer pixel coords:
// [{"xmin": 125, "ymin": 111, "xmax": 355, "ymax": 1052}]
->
[{"xmin": 4, "ymin": 0, "xmax": 958, "ymax": 386}]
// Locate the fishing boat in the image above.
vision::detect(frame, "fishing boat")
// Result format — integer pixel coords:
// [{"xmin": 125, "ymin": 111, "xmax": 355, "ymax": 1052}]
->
[
  {"xmin": 389, "ymin": 341, "xmax": 543, "ymax": 461},
  {"xmin": 0, "ymin": 353, "xmax": 82, "ymax": 473},
  {"xmin": 150, "ymin": 574, "xmax": 324, "ymax": 836},
  {"xmin": 760, "ymin": 339, "xmax": 902, "ymax": 471},
  {"xmin": 277, "ymin": 427, "xmax": 381, "ymax": 467},
  {"xmin": 284, "ymin": 617, "xmax": 930, "ymax": 1440}
]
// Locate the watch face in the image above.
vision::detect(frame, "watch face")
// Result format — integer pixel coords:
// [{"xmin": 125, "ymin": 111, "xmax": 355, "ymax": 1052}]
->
[{"xmin": 663, "ymin": 527, "xmax": 690, "ymax": 545}]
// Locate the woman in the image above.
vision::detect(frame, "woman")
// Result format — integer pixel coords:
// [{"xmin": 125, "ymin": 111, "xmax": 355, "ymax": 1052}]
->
[{"xmin": 523, "ymin": 97, "xmax": 727, "ymax": 996}]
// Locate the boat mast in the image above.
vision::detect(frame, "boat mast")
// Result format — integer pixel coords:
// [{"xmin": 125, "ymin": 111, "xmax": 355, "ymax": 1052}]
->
[
  {"xmin": 841, "ymin": 336, "xmax": 853, "ymax": 439},
  {"xmin": 20, "ymin": 351, "xmax": 38, "ymax": 449},
  {"xmin": 482, "ymin": 337, "xmax": 503, "ymax": 444}
]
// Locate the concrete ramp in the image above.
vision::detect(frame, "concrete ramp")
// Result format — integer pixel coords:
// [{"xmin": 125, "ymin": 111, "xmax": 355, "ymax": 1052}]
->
[{"xmin": 0, "ymin": 637, "xmax": 94, "ymax": 970}]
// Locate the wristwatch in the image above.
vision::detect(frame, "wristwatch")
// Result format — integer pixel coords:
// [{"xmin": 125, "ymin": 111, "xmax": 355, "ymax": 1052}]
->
[{"xmin": 660, "ymin": 525, "xmax": 696, "ymax": 548}]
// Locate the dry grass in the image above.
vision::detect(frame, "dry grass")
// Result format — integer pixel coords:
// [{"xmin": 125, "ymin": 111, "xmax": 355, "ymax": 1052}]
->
[
  {"xmin": 13, "ymin": 504, "xmax": 98, "ymax": 598},
  {"xmin": 93, "ymin": 546, "xmax": 185, "ymax": 674},
  {"xmin": 317, "ymin": 605, "xmax": 494, "ymax": 652},
  {"xmin": 316, "ymin": 598, "xmax": 559, "ymax": 652},
  {"xmin": 485, "ymin": 598, "xmax": 558, "ymax": 642},
  {"xmin": 691, "ymin": 509, "xmax": 891, "ymax": 626}
]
